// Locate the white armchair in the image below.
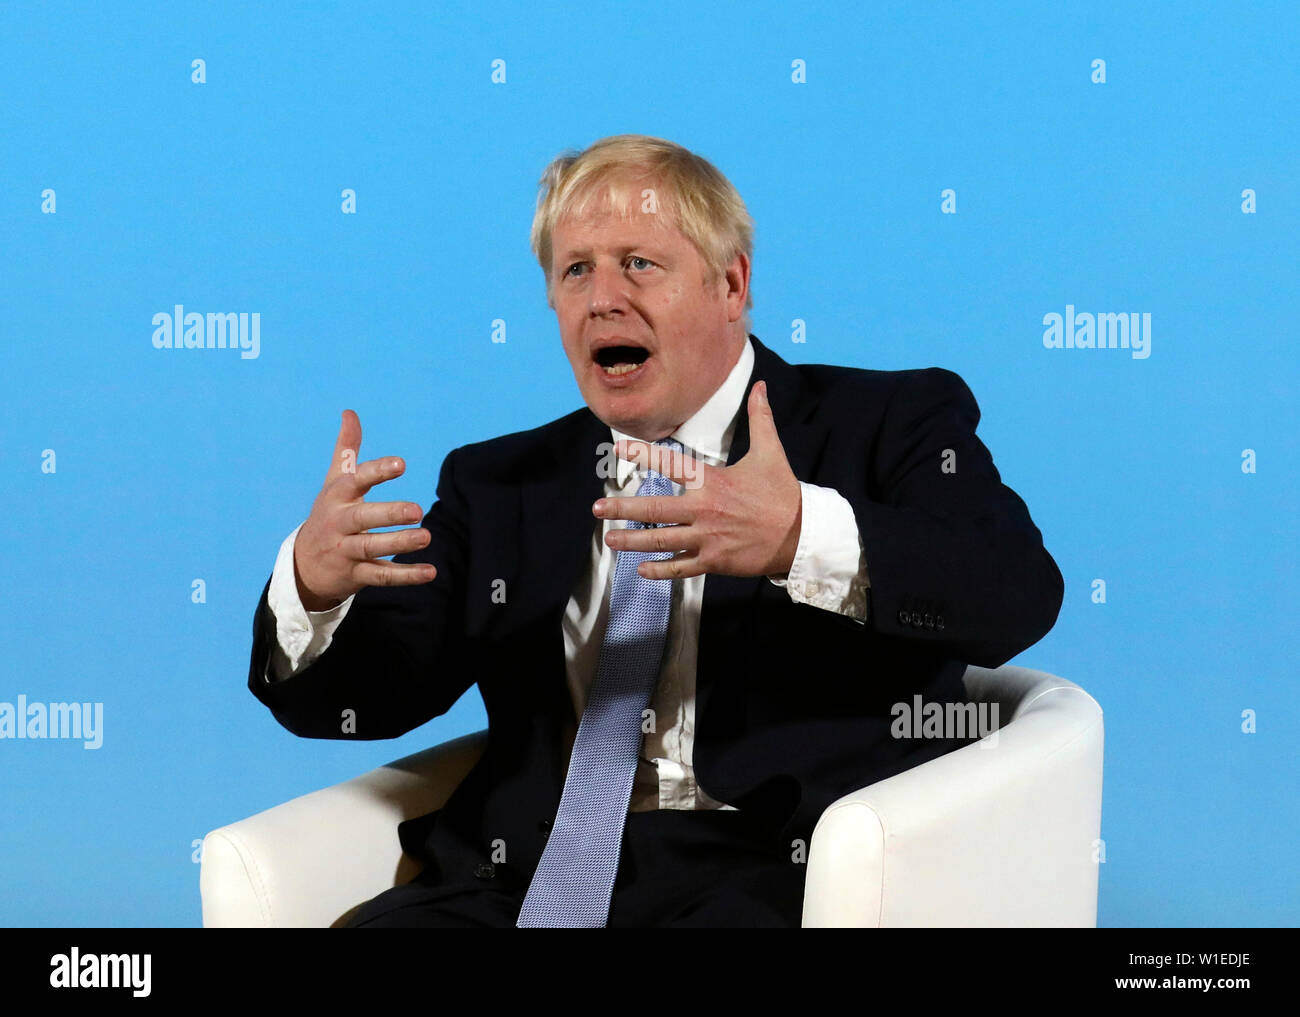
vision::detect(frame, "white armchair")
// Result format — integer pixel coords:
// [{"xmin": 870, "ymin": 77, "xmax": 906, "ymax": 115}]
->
[{"xmin": 201, "ymin": 664, "xmax": 1103, "ymax": 927}]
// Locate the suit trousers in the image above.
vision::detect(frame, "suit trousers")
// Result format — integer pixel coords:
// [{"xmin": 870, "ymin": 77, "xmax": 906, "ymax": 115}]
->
[{"xmin": 343, "ymin": 808, "xmax": 808, "ymax": 928}]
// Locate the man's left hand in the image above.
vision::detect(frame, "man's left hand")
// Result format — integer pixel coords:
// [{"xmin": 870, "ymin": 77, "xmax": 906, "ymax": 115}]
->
[{"xmin": 595, "ymin": 380, "xmax": 802, "ymax": 581}]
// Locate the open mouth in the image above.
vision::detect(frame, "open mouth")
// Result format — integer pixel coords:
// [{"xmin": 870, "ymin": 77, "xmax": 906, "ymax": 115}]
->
[{"xmin": 593, "ymin": 344, "xmax": 651, "ymax": 376}]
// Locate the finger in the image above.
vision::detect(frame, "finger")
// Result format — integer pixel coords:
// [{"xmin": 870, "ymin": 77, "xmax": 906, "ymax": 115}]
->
[
  {"xmin": 342, "ymin": 526, "xmax": 430, "ymax": 561},
  {"xmin": 636, "ymin": 551, "xmax": 705, "ymax": 581},
  {"xmin": 325, "ymin": 409, "xmax": 363, "ymax": 484},
  {"xmin": 350, "ymin": 559, "xmax": 438, "ymax": 588},
  {"xmin": 348, "ymin": 499, "xmax": 423, "ymax": 533},
  {"xmin": 346, "ymin": 499, "xmax": 425, "ymax": 533},
  {"xmin": 605, "ymin": 523, "xmax": 699, "ymax": 555},
  {"xmin": 614, "ymin": 440, "xmax": 710, "ymax": 489},
  {"xmin": 337, "ymin": 455, "xmax": 407, "ymax": 498},
  {"xmin": 745, "ymin": 380, "xmax": 785, "ymax": 457},
  {"xmin": 594, "ymin": 493, "xmax": 694, "ymax": 525}
]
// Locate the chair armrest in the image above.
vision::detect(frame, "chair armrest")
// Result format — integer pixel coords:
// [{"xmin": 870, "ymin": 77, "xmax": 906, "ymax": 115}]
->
[
  {"xmin": 200, "ymin": 730, "xmax": 488, "ymax": 927},
  {"xmin": 801, "ymin": 668, "xmax": 1104, "ymax": 927}
]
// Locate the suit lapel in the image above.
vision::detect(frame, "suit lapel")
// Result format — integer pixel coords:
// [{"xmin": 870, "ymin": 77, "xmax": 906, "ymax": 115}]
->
[
  {"xmin": 695, "ymin": 335, "xmax": 829, "ymax": 750},
  {"xmin": 516, "ymin": 407, "xmax": 610, "ymax": 632},
  {"xmin": 722, "ymin": 334, "xmax": 826, "ymax": 479}
]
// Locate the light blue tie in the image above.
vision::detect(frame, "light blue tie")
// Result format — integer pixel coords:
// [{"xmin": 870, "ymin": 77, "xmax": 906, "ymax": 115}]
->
[{"xmin": 516, "ymin": 437, "xmax": 683, "ymax": 928}]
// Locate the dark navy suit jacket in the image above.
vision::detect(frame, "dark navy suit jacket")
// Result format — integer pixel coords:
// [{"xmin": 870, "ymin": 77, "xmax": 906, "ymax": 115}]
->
[{"xmin": 247, "ymin": 334, "xmax": 1064, "ymax": 892}]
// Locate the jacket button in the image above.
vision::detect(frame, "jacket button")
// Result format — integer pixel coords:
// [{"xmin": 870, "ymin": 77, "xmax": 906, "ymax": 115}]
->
[
  {"xmin": 924, "ymin": 612, "xmax": 935, "ymax": 629},
  {"xmin": 897, "ymin": 609, "xmax": 911, "ymax": 625},
  {"xmin": 474, "ymin": 862, "xmax": 495, "ymax": 879},
  {"xmin": 538, "ymin": 819, "xmax": 552, "ymax": 834},
  {"xmin": 935, "ymin": 614, "xmax": 945, "ymax": 630}
]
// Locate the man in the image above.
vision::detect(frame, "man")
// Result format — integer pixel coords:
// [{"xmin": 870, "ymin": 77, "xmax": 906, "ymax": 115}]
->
[{"xmin": 247, "ymin": 134, "xmax": 1065, "ymax": 928}]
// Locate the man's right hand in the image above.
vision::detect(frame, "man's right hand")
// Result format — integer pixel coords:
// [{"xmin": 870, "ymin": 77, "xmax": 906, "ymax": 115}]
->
[{"xmin": 292, "ymin": 409, "xmax": 437, "ymax": 612}]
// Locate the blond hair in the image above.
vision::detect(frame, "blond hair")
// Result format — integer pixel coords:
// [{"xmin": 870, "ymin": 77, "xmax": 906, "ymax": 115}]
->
[{"xmin": 529, "ymin": 134, "xmax": 754, "ymax": 329}]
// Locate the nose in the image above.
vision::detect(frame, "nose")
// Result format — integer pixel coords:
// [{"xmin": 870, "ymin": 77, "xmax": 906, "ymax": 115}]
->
[{"xmin": 587, "ymin": 260, "xmax": 630, "ymax": 318}]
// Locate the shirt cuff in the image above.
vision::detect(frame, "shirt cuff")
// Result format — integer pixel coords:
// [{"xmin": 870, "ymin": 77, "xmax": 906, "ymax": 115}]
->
[
  {"xmin": 768, "ymin": 482, "xmax": 869, "ymax": 622},
  {"xmin": 265, "ymin": 522, "xmax": 355, "ymax": 681}
]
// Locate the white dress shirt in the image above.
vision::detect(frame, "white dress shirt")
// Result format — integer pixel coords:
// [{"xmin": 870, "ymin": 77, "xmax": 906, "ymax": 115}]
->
[{"xmin": 260, "ymin": 336, "xmax": 870, "ymax": 812}]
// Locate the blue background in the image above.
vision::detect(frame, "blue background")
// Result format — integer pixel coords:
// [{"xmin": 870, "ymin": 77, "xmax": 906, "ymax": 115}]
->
[{"xmin": 1, "ymin": 1, "xmax": 1295, "ymax": 927}]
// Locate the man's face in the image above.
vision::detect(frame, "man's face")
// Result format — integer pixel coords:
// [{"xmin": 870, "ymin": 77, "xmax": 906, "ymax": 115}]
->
[{"xmin": 550, "ymin": 191, "xmax": 748, "ymax": 441}]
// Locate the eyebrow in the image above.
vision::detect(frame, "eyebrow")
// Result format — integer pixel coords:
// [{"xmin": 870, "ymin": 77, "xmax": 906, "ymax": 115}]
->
[{"xmin": 555, "ymin": 243, "xmax": 668, "ymax": 263}]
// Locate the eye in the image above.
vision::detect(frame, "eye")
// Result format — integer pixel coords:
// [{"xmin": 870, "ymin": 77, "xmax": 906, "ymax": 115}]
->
[
  {"xmin": 628, "ymin": 256, "xmax": 653, "ymax": 271},
  {"xmin": 564, "ymin": 262, "xmax": 586, "ymax": 278}
]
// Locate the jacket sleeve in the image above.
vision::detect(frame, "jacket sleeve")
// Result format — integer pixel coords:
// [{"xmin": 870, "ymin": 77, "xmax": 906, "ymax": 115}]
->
[
  {"xmin": 838, "ymin": 367, "xmax": 1064, "ymax": 668},
  {"xmin": 246, "ymin": 446, "xmax": 473, "ymax": 739}
]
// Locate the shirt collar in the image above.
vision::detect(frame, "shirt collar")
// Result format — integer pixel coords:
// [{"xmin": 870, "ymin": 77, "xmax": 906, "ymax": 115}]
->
[{"xmin": 610, "ymin": 335, "xmax": 755, "ymax": 489}]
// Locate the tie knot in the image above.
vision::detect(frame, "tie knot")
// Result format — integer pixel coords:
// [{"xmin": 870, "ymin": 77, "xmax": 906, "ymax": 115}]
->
[
  {"xmin": 631, "ymin": 436, "xmax": 681, "ymax": 507},
  {"xmin": 646, "ymin": 436, "xmax": 682, "ymax": 481}
]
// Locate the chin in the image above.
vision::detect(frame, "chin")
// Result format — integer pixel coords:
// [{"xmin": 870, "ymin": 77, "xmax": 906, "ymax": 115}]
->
[
  {"xmin": 600, "ymin": 409, "xmax": 648, "ymax": 437},
  {"xmin": 585, "ymin": 393, "xmax": 651, "ymax": 436},
  {"xmin": 605, "ymin": 412, "xmax": 666, "ymax": 442}
]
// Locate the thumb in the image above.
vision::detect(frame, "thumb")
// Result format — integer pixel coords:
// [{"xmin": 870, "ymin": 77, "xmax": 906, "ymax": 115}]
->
[
  {"xmin": 746, "ymin": 380, "xmax": 783, "ymax": 455},
  {"xmin": 326, "ymin": 409, "xmax": 362, "ymax": 482}
]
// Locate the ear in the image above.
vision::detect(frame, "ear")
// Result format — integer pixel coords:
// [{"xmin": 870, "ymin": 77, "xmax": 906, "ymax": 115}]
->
[{"xmin": 722, "ymin": 251, "xmax": 750, "ymax": 323}]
